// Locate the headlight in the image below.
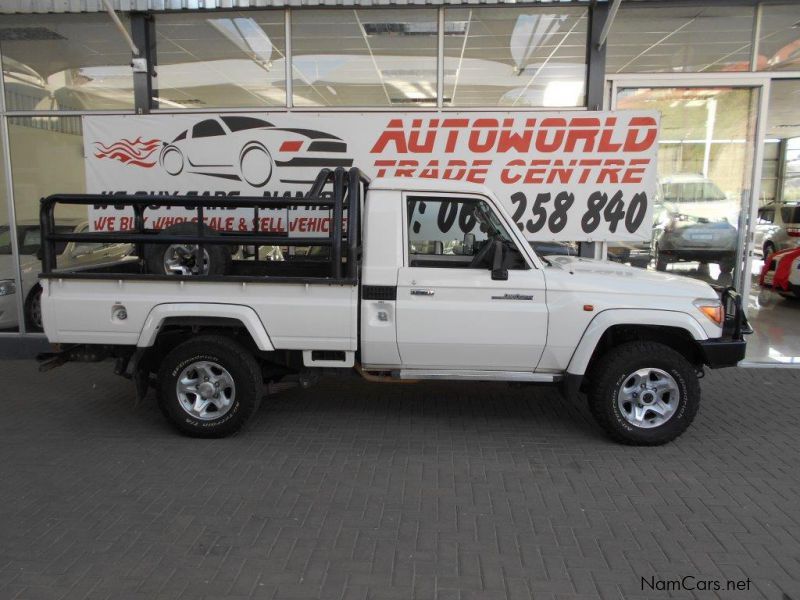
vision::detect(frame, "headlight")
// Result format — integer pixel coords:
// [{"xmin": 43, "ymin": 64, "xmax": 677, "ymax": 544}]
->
[
  {"xmin": 0, "ymin": 280, "xmax": 16, "ymax": 296},
  {"xmin": 693, "ymin": 298, "xmax": 723, "ymax": 326}
]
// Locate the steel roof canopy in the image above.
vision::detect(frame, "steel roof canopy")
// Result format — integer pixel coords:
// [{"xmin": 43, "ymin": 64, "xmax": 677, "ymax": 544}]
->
[{"xmin": 1, "ymin": 0, "xmax": 595, "ymax": 13}]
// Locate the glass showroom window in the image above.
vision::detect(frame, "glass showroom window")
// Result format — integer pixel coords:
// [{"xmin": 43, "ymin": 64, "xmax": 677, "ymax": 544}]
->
[
  {"xmin": 155, "ymin": 11, "xmax": 287, "ymax": 109},
  {"xmin": 757, "ymin": 5, "xmax": 800, "ymax": 71},
  {"xmin": 0, "ymin": 132, "xmax": 18, "ymax": 333},
  {"xmin": 606, "ymin": 6, "xmax": 755, "ymax": 73},
  {"xmin": 0, "ymin": 14, "xmax": 134, "ymax": 111},
  {"xmin": 6, "ymin": 117, "xmax": 102, "ymax": 332},
  {"xmin": 442, "ymin": 6, "xmax": 587, "ymax": 108},
  {"xmin": 611, "ymin": 87, "xmax": 758, "ymax": 291},
  {"xmin": 291, "ymin": 8, "xmax": 438, "ymax": 107}
]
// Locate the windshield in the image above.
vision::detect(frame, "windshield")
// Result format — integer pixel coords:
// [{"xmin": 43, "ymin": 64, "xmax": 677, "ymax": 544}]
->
[
  {"xmin": 668, "ymin": 213, "xmax": 730, "ymax": 225},
  {"xmin": 661, "ymin": 181, "xmax": 726, "ymax": 203},
  {"xmin": 781, "ymin": 206, "xmax": 800, "ymax": 224},
  {"xmin": 474, "ymin": 202, "xmax": 514, "ymax": 243},
  {"xmin": 0, "ymin": 227, "xmax": 10, "ymax": 255},
  {"xmin": 0, "ymin": 225, "xmax": 74, "ymax": 256}
]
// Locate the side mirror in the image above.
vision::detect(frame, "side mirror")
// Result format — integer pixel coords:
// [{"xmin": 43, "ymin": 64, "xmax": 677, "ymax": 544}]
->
[
  {"xmin": 490, "ymin": 239, "xmax": 508, "ymax": 281},
  {"xmin": 492, "ymin": 267, "xmax": 508, "ymax": 281}
]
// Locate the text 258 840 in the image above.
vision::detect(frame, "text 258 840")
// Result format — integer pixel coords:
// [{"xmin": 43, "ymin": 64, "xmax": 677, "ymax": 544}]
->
[{"xmin": 510, "ymin": 190, "xmax": 648, "ymax": 236}]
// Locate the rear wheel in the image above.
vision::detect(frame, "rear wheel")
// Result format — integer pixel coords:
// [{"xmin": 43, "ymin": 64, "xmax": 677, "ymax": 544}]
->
[
  {"xmin": 157, "ymin": 335, "xmax": 263, "ymax": 437},
  {"xmin": 654, "ymin": 245, "xmax": 668, "ymax": 271},
  {"xmin": 587, "ymin": 341, "xmax": 700, "ymax": 445},
  {"xmin": 24, "ymin": 285, "xmax": 43, "ymax": 332},
  {"xmin": 718, "ymin": 257, "xmax": 735, "ymax": 274}
]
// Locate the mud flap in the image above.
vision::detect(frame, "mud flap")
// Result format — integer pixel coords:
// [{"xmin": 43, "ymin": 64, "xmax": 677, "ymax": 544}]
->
[{"xmin": 129, "ymin": 349, "xmax": 151, "ymax": 406}]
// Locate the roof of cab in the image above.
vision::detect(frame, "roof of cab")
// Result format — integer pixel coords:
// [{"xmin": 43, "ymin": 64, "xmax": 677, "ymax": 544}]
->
[{"xmin": 368, "ymin": 177, "xmax": 494, "ymax": 198}]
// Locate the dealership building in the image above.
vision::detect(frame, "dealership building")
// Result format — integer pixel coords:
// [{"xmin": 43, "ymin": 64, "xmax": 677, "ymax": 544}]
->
[{"xmin": 0, "ymin": 0, "xmax": 798, "ymax": 364}]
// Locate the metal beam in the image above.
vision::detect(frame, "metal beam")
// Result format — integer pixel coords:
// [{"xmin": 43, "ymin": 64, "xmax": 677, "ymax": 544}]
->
[
  {"xmin": 101, "ymin": 0, "xmax": 139, "ymax": 56},
  {"xmin": 586, "ymin": 1, "xmax": 608, "ymax": 111},
  {"xmin": 596, "ymin": 0, "xmax": 621, "ymax": 49},
  {"xmin": 130, "ymin": 13, "xmax": 156, "ymax": 114}
]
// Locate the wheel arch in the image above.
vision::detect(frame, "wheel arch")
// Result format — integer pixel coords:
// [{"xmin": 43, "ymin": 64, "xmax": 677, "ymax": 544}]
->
[
  {"xmin": 567, "ymin": 309, "xmax": 708, "ymax": 379},
  {"xmin": 137, "ymin": 303, "xmax": 274, "ymax": 351}
]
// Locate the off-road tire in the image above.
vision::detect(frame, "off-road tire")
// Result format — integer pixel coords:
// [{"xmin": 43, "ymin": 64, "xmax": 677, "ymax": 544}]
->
[
  {"xmin": 144, "ymin": 222, "xmax": 231, "ymax": 276},
  {"xmin": 587, "ymin": 341, "xmax": 700, "ymax": 446},
  {"xmin": 157, "ymin": 335, "xmax": 263, "ymax": 438}
]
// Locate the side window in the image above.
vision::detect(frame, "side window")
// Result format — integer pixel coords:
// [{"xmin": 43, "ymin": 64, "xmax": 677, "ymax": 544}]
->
[
  {"xmin": 758, "ymin": 209, "xmax": 775, "ymax": 224},
  {"xmin": 192, "ymin": 119, "xmax": 225, "ymax": 138},
  {"xmin": 221, "ymin": 116, "xmax": 273, "ymax": 132},
  {"xmin": 406, "ymin": 196, "xmax": 526, "ymax": 270}
]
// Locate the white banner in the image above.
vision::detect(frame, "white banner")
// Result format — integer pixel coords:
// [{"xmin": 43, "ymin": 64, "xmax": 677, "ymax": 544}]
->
[{"xmin": 82, "ymin": 111, "xmax": 659, "ymax": 241}]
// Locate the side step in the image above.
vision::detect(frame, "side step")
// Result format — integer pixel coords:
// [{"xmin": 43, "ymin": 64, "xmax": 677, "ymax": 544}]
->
[{"xmin": 396, "ymin": 369, "xmax": 563, "ymax": 383}]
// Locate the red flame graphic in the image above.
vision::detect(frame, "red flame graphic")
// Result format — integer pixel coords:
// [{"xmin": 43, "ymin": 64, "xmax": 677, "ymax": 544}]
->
[{"xmin": 93, "ymin": 136, "xmax": 161, "ymax": 167}]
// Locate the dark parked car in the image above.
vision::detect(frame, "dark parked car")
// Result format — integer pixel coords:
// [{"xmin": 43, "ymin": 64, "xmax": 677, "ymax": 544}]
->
[{"xmin": 653, "ymin": 213, "xmax": 737, "ymax": 273}]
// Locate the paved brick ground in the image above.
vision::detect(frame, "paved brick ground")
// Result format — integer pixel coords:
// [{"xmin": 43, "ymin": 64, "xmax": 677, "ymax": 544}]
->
[{"xmin": 0, "ymin": 361, "xmax": 799, "ymax": 600}]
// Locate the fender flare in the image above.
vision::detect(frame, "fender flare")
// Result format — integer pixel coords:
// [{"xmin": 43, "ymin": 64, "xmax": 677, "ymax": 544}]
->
[
  {"xmin": 137, "ymin": 303, "xmax": 274, "ymax": 351},
  {"xmin": 566, "ymin": 309, "xmax": 708, "ymax": 376}
]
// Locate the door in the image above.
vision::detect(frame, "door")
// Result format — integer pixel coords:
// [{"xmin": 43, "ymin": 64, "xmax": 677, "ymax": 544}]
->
[{"xmin": 396, "ymin": 193, "xmax": 548, "ymax": 371}]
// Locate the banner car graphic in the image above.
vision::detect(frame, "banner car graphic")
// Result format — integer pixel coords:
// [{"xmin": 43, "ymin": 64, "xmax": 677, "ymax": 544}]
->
[{"xmin": 83, "ymin": 111, "xmax": 659, "ymax": 241}]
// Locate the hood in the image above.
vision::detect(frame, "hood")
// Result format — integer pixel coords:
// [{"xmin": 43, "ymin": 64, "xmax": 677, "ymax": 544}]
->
[{"xmin": 546, "ymin": 255, "xmax": 718, "ymax": 299}]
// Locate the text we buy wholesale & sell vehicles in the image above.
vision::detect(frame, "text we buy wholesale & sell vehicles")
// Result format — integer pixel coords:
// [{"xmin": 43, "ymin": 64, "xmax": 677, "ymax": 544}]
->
[{"xmin": 35, "ymin": 112, "xmax": 749, "ymax": 446}]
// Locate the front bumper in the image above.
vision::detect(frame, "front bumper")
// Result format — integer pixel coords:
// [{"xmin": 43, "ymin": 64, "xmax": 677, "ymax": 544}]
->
[
  {"xmin": 699, "ymin": 287, "xmax": 752, "ymax": 368},
  {"xmin": 661, "ymin": 248, "xmax": 735, "ymax": 262},
  {"xmin": 698, "ymin": 338, "xmax": 747, "ymax": 368}
]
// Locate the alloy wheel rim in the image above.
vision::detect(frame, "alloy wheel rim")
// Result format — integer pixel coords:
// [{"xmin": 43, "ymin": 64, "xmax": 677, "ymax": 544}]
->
[
  {"xmin": 617, "ymin": 367, "xmax": 679, "ymax": 429},
  {"xmin": 176, "ymin": 360, "xmax": 236, "ymax": 421},
  {"xmin": 164, "ymin": 244, "xmax": 210, "ymax": 275}
]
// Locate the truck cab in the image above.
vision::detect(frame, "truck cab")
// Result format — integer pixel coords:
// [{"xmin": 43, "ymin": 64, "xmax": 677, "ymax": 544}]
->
[{"xmin": 360, "ymin": 178, "xmax": 548, "ymax": 374}]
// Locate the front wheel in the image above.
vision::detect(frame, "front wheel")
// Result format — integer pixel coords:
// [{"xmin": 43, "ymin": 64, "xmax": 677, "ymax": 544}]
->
[
  {"xmin": 587, "ymin": 341, "xmax": 700, "ymax": 445},
  {"xmin": 157, "ymin": 335, "xmax": 263, "ymax": 437},
  {"xmin": 239, "ymin": 142, "xmax": 273, "ymax": 187}
]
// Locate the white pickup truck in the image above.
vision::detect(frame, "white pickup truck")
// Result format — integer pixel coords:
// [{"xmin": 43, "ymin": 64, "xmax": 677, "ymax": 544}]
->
[{"xmin": 37, "ymin": 168, "xmax": 749, "ymax": 445}]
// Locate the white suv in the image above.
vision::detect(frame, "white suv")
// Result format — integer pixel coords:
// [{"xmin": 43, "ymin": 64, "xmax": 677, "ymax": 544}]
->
[{"xmin": 755, "ymin": 203, "xmax": 800, "ymax": 257}]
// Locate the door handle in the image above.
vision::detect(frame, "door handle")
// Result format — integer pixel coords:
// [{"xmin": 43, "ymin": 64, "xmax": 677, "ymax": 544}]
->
[{"xmin": 410, "ymin": 288, "xmax": 435, "ymax": 296}]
